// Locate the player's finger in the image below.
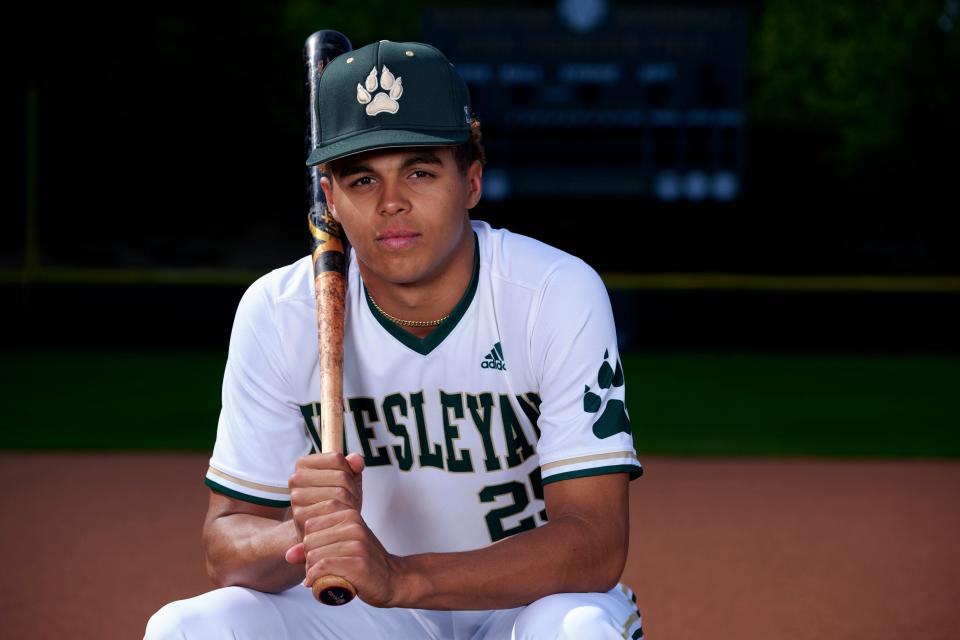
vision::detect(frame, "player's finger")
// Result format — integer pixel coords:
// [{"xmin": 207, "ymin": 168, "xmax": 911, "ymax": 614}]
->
[
  {"xmin": 302, "ymin": 542, "xmax": 367, "ymax": 586},
  {"xmin": 302, "ymin": 506, "xmax": 359, "ymax": 536},
  {"xmin": 293, "ymin": 497, "xmax": 354, "ymax": 531},
  {"xmin": 295, "ymin": 452, "xmax": 354, "ymax": 473},
  {"xmin": 284, "ymin": 542, "xmax": 306, "ymax": 565},
  {"xmin": 345, "ymin": 452, "xmax": 365, "ymax": 475},
  {"xmin": 290, "ymin": 482, "xmax": 359, "ymax": 509},
  {"xmin": 301, "ymin": 515, "xmax": 365, "ymax": 569},
  {"xmin": 288, "ymin": 467, "xmax": 361, "ymax": 505},
  {"xmin": 345, "ymin": 453, "xmax": 364, "ymax": 506},
  {"xmin": 291, "ymin": 497, "xmax": 355, "ymax": 541}
]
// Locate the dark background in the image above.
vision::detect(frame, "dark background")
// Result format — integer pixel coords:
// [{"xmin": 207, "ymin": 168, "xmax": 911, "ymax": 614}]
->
[
  {"xmin": 8, "ymin": 0, "xmax": 960, "ymax": 352},
  {"xmin": 3, "ymin": 12, "xmax": 957, "ymax": 640}
]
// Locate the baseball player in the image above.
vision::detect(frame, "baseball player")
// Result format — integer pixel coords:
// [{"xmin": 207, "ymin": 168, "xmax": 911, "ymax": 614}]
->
[{"xmin": 146, "ymin": 39, "xmax": 643, "ymax": 639}]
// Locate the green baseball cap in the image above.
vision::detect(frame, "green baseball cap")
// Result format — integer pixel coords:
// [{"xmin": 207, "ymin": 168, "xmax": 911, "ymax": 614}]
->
[{"xmin": 306, "ymin": 40, "xmax": 473, "ymax": 166}]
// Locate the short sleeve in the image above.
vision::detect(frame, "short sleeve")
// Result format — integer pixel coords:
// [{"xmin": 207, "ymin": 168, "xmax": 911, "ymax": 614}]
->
[
  {"xmin": 204, "ymin": 276, "xmax": 312, "ymax": 507},
  {"xmin": 530, "ymin": 259, "xmax": 642, "ymax": 486}
]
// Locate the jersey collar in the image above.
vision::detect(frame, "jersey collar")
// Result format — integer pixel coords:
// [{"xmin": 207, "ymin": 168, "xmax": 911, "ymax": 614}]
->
[{"xmin": 363, "ymin": 232, "xmax": 479, "ymax": 356}]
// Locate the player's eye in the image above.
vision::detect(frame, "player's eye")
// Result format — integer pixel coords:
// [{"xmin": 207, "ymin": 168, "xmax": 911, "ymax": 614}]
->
[
  {"xmin": 349, "ymin": 176, "xmax": 375, "ymax": 188},
  {"xmin": 409, "ymin": 169, "xmax": 435, "ymax": 180}
]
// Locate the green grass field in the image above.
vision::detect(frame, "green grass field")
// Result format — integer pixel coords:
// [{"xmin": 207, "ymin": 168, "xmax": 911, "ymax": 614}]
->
[
  {"xmin": 627, "ymin": 353, "xmax": 960, "ymax": 456},
  {"xmin": 2, "ymin": 352, "xmax": 958, "ymax": 456}
]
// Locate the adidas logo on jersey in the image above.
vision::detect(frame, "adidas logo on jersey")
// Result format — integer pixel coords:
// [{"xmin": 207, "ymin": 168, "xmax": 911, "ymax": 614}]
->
[{"xmin": 481, "ymin": 342, "xmax": 507, "ymax": 371}]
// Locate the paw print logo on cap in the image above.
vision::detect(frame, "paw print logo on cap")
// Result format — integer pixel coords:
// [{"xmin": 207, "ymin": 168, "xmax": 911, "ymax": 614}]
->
[{"xmin": 357, "ymin": 66, "xmax": 404, "ymax": 116}]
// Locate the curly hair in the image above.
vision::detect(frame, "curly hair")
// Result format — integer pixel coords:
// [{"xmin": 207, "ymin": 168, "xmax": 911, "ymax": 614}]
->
[{"xmin": 453, "ymin": 116, "xmax": 486, "ymax": 174}]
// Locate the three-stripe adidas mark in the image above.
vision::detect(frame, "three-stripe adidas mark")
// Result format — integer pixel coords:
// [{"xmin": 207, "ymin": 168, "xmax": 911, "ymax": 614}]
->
[{"xmin": 481, "ymin": 342, "xmax": 507, "ymax": 371}]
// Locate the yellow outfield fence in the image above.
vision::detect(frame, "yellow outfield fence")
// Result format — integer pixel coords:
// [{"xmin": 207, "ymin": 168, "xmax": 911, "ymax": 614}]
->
[
  {"xmin": 600, "ymin": 273, "xmax": 960, "ymax": 293},
  {"xmin": 0, "ymin": 266, "xmax": 265, "ymax": 287},
  {"xmin": 2, "ymin": 266, "xmax": 960, "ymax": 292}
]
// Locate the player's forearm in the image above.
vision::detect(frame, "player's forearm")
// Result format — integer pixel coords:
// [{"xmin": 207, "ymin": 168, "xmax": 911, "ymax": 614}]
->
[
  {"xmin": 203, "ymin": 514, "xmax": 304, "ymax": 593},
  {"xmin": 393, "ymin": 514, "xmax": 627, "ymax": 610}
]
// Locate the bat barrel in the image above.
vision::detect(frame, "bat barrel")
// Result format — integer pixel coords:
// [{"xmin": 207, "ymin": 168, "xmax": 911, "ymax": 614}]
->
[
  {"xmin": 305, "ymin": 30, "xmax": 352, "ymax": 218},
  {"xmin": 305, "ymin": 30, "xmax": 352, "ymax": 151}
]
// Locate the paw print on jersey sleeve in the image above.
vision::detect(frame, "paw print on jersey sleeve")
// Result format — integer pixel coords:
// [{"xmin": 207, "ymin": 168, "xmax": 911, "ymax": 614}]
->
[{"xmin": 583, "ymin": 349, "xmax": 631, "ymax": 439}]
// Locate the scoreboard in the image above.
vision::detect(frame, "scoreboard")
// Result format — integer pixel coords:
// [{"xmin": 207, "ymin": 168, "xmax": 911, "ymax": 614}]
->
[{"xmin": 423, "ymin": 4, "xmax": 748, "ymax": 202}]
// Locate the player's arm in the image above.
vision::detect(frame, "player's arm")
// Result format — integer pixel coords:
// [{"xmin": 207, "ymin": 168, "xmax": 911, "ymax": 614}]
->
[
  {"xmin": 395, "ymin": 471, "xmax": 629, "ymax": 609},
  {"xmin": 204, "ymin": 452, "xmax": 366, "ymax": 593},
  {"xmin": 375, "ymin": 258, "xmax": 635, "ymax": 608},
  {"xmin": 201, "ymin": 273, "xmax": 321, "ymax": 593},
  {"xmin": 295, "ymin": 468, "xmax": 629, "ymax": 610},
  {"xmin": 201, "ymin": 490, "xmax": 304, "ymax": 593}
]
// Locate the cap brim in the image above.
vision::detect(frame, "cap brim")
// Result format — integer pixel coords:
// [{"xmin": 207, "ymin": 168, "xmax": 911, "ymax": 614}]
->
[{"xmin": 306, "ymin": 128, "xmax": 470, "ymax": 166}]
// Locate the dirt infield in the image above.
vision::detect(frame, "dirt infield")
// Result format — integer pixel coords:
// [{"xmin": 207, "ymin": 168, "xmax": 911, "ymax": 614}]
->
[{"xmin": 1, "ymin": 453, "xmax": 958, "ymax": 639}]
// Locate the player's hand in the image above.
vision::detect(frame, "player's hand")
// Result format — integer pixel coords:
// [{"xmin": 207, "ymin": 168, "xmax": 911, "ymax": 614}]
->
[
  {"xmin": 287, "ymin": 452, "xmax": 365, "ymax": 541},
  {"xmin": 284, "ymin": 454, "xmax": 406, "ymax": 607},
  {"xmin": 297, "ymin": 502, "xmax": 406, "ymax": 608}
]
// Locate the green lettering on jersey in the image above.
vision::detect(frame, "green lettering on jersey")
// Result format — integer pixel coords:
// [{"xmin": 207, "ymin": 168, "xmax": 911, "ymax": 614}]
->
[
  {"xmin": 466, "ymin": 393, "xmax": 502, "ymax": 472},
  {"xmin": 516, "ymin": 392, "xmax": 543, "ymax": 440},
  {"xmin": 479, "ymin": 481, "xmax": 536, "ymax": 542},
  {"xmin": 440, "ymin": 392, "xmax": 475, "ymax": 473},
  {"xmin": 382, "ymin": 393, "xmax": 413, "ymax": 471},
  {"xmin": 500, "ymin": 394, "xmax": 534, "ymax": 468},
  {"xmin": 298, "ymin": 402, "xmax": 323, "ymax": 452},
  {"xmin": 347, "ymin": 397, "xmax": 390, "ymax": 466},
  {"xmin": 411, "ymin": 391, "xmax": 443, "ymax": 469}
]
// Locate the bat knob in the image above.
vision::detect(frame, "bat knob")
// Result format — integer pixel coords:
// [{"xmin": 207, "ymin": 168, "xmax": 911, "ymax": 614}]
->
[{"xmin": 312, "ymin": 575, "xmax": 357, "ymax": 606}]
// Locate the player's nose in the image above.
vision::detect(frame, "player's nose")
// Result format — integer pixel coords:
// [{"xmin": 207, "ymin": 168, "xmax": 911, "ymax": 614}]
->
[{"xmin": 377, "ymin": 178, "xmax": 410, "ymax": 216}]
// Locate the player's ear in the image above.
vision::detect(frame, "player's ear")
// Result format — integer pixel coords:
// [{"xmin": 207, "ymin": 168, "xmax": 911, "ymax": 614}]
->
[
  {"xmin": 464, "ymin": 159, "xmax": 483, "ymax": 210},
  {"xmin": 319, "ymin": 175, "xmax": 339, "ymax": 220}
]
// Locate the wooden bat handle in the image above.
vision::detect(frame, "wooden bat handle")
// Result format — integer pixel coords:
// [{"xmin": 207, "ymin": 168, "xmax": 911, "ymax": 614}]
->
[
  {"xmin": 311, "ymin": 234, "xmax": 357, "ymax": 607},
  {"xmin": 305, "ymin": 29, "xmax": 355, "ymax": 606},
  {"xmin": 314, "ymin": 269, "xmax": 346, "ymax": 451},
  {"xmin": 310, "ymin": 225, "xmax": 356, "ymax": 607}
]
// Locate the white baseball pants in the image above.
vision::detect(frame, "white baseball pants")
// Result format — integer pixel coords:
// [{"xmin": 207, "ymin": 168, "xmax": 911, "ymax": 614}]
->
[{"xmin": 145, "ymin": 583, "xmax": 643, "ymax": 639}]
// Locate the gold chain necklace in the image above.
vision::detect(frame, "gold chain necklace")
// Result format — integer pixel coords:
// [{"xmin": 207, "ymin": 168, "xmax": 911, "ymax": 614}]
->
[{"xmin": 367, "ymin": 292, "xmax": 450, "ymax": 328}]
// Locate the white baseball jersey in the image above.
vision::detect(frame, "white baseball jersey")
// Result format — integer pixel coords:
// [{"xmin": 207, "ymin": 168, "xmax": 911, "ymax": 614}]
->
[{"xmin": 205, "ymin": 220, "xmax": 642, "ymax": 555}]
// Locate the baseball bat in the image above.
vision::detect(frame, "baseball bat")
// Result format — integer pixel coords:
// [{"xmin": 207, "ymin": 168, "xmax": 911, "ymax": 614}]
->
[{"xmin": 304, "ymin": 29, "xmax": 355, "ymax": 607}]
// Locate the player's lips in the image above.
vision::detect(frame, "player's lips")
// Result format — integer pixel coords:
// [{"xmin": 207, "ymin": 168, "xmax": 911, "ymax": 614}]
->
[{"xmin": 376, "ymin": 229, "xmax": 421, "ymax": 250}]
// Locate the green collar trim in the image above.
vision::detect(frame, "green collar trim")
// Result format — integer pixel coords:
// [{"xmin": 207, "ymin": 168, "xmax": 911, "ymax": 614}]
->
[{"xmin": 364, "ymin": 232, "xmax": 479, "ymax": 356}]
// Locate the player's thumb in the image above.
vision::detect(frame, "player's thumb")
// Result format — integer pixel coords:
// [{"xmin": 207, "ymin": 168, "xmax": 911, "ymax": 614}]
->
[
  {"xmin": 284, "ymin": 542, "xmax": 306, "ymax": 565},
  {"xmin": 345, "ymin": 452, "xmax": 365, "ymax": 475}
]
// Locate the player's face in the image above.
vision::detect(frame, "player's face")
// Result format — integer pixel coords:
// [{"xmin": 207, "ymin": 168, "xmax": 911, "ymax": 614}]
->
[{"xmin": 321, "ymin": 147, "xmax": 482, "ymax": 287}]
